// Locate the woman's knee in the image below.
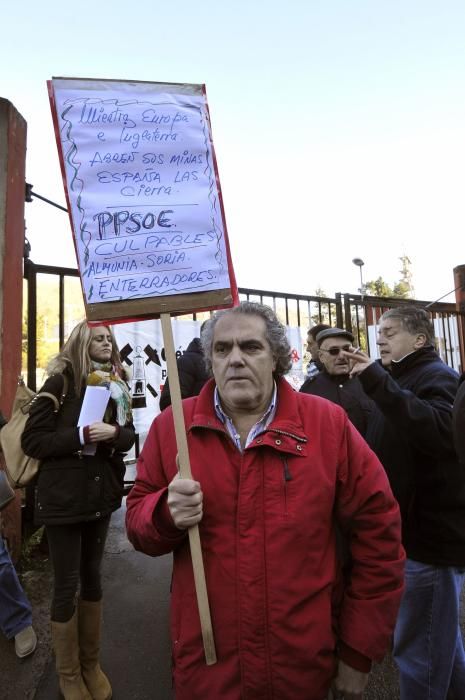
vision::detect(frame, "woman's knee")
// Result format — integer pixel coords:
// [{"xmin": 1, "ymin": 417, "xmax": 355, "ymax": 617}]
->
[{"xmin": 51, "ymin": 569, "xmax": 80, "ymax": 622}]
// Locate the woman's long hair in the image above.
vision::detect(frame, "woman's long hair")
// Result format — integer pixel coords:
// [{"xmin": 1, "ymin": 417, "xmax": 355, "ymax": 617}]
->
[{"xmin": 47, "ymin": 321, "xmax": 126, "ymax": 395}]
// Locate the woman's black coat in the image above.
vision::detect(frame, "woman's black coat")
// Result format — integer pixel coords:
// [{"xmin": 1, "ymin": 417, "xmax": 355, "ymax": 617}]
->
[{"xmin": 21, "ymin": 371, "xmax": 135, "ymax": 525}]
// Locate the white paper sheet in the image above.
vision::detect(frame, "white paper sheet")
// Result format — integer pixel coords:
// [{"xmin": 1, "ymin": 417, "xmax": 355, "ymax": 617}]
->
[{"xmin": 78, "ymin": 385, "xmax": 111, "ymax": 455}]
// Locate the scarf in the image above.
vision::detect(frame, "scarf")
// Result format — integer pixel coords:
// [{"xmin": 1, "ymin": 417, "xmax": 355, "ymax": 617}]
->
[{"xmin": 87, "ymin": 362, "xmax": 132, "ymax": 426}]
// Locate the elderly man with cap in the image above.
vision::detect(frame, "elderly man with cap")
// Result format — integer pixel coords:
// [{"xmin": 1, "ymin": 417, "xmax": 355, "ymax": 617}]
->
[{"xmin": 300, "ymin": 327, "xmax": 377, "ymax": 439}]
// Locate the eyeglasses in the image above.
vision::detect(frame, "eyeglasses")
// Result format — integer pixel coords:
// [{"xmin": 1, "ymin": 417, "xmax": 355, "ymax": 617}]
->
[{"xmin": 320, "ymin": 344, "xmax": 351, "ymax": 356}]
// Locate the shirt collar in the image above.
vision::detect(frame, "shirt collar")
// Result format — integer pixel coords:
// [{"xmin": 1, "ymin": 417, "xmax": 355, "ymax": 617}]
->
[{"xmin": 214, "ymin": 382, "xmax": 278, "ymax": 450}]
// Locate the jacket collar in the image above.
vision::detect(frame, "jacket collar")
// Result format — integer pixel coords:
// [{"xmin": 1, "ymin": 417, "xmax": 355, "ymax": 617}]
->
[
  {"xmin": 189, "ymin": 377, "xmax": 308, "ymax": 455},
  {"xmin": 390, "ymin": 344, "xmax": 440, "ymax": 379},
  {"xmin": 321, "ymin": 370, "xmax": 351, "ymax": 384}
]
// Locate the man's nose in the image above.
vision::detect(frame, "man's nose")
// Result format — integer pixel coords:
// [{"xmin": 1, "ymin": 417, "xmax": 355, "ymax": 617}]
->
[{"xmin": 229, "ymin": 345, "xmax": 245, "ymax": 365}]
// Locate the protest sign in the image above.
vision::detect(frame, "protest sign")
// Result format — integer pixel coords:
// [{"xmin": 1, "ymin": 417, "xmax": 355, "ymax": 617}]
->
[{"xmin": 48, "ymin": 77, "xmax": 237, "ymax": 323}]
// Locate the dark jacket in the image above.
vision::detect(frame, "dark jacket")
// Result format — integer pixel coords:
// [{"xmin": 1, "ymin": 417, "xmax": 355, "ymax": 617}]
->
[
  {"xmin": 159, "ymin": 337, "xmax": 208, "ymax": 411},
  {"xmin": 453, "ymin": 372, "xmax": 465, "ymax": 465},
  {"xmin": 358, "ymin": 346, "xmax": 465, "ymax": 566},
  {"xmin": 21, "ymin": 371, "xmax": 135, "ymax": 525},
  {"xmin": 300, "ymin": 372, "xmax": 374, "ymax": 438}
]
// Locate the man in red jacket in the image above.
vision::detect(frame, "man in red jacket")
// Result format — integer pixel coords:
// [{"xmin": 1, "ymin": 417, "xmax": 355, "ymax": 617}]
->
[{"xmin": 126, "ymin": 302, "xmax": 405, "ymax": 700}]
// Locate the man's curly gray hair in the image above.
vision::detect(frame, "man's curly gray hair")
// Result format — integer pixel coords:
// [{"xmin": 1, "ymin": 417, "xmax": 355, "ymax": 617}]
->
[{"xmin": 200, "ymin": 301, "xmax": 292, "ymax": 378}]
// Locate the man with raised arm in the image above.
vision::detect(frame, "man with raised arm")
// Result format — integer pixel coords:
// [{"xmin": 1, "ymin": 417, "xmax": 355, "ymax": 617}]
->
[
  {"xmin": 345, "ymin": 305, "xmax": 465, "ymax": 700},
  {"xmin": 126, "ymin": 301, "xmax": 404, "ymax": 700}
]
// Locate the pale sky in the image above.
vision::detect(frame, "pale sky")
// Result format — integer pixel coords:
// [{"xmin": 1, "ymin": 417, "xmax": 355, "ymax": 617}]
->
[{"xmin": 2, "ymin": 0, "xmax": 464, "ymax": 302}]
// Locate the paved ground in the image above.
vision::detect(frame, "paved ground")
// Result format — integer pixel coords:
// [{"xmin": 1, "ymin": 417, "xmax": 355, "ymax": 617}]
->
[{"xmin": 2, "ymin": 497, "xmax": 406, "ymax": 699}]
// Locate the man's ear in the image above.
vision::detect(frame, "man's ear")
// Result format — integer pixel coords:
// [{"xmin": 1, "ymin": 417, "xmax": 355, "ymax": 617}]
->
[{"xmin": 414, "ymin": 333, "xmax": 427, "ymax": 349}]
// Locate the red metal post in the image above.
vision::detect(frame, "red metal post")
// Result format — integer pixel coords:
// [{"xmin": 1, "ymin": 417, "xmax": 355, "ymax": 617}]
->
[{"xmin": 0, "ymin": 98, "xmax": 27, "ymax": 561}]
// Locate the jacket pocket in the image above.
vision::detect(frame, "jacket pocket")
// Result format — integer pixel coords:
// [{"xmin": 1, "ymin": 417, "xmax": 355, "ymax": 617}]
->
[{"xmin": 36, "ymin": 463, "xmax": 86, "ymax": 517}]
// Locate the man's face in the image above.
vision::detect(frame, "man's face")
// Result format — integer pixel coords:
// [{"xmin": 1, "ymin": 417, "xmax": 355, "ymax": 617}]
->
[
  {"xmin": 318, "ymin": 337, "xmax": 352, "ymax": 375},
  {"xmin": 306, "ymin": 332, "xmax": 319, "ymax": 360},
  {"xmin": 211, "ymin": 314, "xmax": 276, "ymax": 415},
  {"xmin": 377, "ymin": 318, "xmax": 424, "ymax": 366}
]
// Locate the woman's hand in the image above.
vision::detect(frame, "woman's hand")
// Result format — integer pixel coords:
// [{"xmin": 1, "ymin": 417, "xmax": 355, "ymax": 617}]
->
[{"xmin": 87, "ymin": 421, "xmax": 117, "ymax": 443}]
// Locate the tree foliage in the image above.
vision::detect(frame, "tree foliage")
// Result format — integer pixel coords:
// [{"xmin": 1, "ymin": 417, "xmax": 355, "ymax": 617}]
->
[
  {"xmin": 22, "ymin": 277, "xmax": 85, "ymax": 377},
  {"xmin": 364, "ymin": 255, "xmax": 414, "ymax": 299},
  {"xmin": 364, "ymin": 277, "xmax": 397, "ymax": 297}
]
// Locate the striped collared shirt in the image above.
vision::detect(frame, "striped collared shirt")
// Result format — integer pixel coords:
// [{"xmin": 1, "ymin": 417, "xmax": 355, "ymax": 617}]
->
[{"xmin": 214, "ymin": 383, "xmax": 277, "ymax": 452}]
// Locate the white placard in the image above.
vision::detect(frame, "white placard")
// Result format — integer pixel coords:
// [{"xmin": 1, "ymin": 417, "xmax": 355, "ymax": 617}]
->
[{"xmin": 49, "ymin": 79, "xmax": 232, "ymax": 306}]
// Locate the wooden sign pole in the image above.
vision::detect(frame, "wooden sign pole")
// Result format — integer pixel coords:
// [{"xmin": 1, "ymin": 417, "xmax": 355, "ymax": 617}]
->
[{"xmin": 160, "ymin": 313, "xmax": 217, "ymax": 666}]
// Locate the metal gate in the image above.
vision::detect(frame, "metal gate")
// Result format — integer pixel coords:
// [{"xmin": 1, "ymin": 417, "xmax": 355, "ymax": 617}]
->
[{"xmin": 23, "ymin": 259, "xmax": 464, "ymax": 384}]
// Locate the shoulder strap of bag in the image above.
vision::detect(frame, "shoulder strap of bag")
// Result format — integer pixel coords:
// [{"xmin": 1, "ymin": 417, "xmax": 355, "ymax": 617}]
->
[
  {"xmin": 59, "ymin": 374, "xmax": 69, "ymax": 405},
  {"xmin": 34, "ymin": 374, "xmax": 69, "ymax": 414}
]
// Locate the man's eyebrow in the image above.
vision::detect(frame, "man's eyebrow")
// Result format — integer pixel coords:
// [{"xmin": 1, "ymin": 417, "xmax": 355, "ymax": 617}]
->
[
  {"xmin": 213, "ymin": 338, "xmax": 233, "ymax": 349},
  {"xmin": 213, "ymin": 337, "xmax": 265, "ymax": 347},
  {"xmin": 237, "ymin": 338, "xmax": 267, "ymax": 349}
]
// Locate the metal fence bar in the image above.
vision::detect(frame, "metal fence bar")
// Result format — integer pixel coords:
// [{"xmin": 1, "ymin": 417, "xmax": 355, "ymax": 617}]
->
[
  {"xmin": 343, "ymin": 294, "xmax": 353, "ymax": 334},
  {"xmin": 335, "ymin": 293, "xmax": 343, "ymax": 328}
]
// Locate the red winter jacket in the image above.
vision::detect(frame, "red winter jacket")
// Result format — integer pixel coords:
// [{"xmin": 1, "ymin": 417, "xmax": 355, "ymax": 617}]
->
[{"xmin": 126, "ymin": 378, "xmax": 404, "ymax": 700}]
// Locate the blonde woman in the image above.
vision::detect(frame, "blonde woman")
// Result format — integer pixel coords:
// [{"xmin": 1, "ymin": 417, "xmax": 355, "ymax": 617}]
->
[{"xmin": 22, "ymin": 321, "xmax": 135, "ymax": 700}]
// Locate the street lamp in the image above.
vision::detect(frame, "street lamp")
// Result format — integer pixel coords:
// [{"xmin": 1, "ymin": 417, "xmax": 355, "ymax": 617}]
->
[{"xmin": 352, "ymin": 258, "xmax": 365, "ymax": 296}]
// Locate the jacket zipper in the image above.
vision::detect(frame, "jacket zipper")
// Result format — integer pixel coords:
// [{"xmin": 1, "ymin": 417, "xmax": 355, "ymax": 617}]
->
[{"xmin": 269, "ymin": 428, "xmax": 307, "ymax": 443}]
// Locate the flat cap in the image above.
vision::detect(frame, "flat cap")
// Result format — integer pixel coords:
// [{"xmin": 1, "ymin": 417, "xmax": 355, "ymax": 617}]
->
[{"xmin": 316, "ymin": 327, "xmax": 354, "ymax": 347}]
